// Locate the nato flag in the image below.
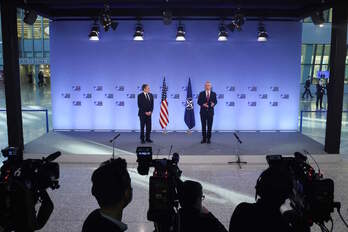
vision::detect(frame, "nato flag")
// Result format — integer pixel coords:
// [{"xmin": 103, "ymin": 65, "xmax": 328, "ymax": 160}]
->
[{"xmin": 184, "ymin": 78, "xmax": 195, "ymax": 129}]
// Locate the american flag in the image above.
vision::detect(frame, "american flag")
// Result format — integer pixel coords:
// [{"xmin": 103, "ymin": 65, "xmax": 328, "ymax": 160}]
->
[{"xmin": 159, "ymin": 77, "xmax": 169, "ymax": 129}]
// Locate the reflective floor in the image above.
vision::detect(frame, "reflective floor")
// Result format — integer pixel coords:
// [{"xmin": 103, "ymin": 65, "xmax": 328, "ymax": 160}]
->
[
  {"xmin": 38, "ymin": 161, "xmax": 348, "ymax": 232},
  {"xmin": 0, "ymin": 81, "xmax": 348, "ymax": 154}
]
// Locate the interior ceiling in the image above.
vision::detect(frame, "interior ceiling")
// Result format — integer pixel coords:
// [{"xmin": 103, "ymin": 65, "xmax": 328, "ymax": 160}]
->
[{"xmin": 15, "ymin": 0, "xmax": 340, "ymax": 21}]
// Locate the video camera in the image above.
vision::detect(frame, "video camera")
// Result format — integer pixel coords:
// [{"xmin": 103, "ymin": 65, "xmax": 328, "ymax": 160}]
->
[
  {"xmin": 0, "ymin": 147, "xmax": 61, "ymax": 232},
  {"xmin": 136, "ymin": 146, "xmax": 183, "ymax": 232},
  {"xmin": 266, "ymin": 152, "xmax": 341, "ymax": 232}
]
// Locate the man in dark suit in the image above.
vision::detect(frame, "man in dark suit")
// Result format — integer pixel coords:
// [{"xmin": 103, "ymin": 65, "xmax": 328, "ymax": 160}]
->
[
  {"xmin": 138, "ymin": 84, "xmax": 154, "ymax": 144},
  {"xmin": 197, "ymin": 81, "xmax": 217, "ymax": 144}
]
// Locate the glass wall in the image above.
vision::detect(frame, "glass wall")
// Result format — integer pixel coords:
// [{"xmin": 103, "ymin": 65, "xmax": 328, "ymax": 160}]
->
[{"xmin": 301, "ymin": 44, "xmax": 348, "ymax": 84}]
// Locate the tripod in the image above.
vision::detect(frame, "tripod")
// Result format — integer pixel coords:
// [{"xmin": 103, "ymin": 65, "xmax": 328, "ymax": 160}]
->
[
  {"xmin": 109, "ymin": 133, "xmax": 120, "ymax": 159},
  {"xmin": 228, "ymin": 132, "xmax": 247, "ymax": 169}
]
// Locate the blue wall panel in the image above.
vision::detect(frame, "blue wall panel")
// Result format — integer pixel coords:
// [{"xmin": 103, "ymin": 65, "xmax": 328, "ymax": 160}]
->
[{"xmin": 50, "ymin": 20, "xmax": 302, "ymax": 131}]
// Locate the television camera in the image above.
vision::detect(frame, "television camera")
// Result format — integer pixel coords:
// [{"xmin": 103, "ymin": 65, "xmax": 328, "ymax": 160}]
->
[
  {"xmin": 0, "ymin": 147, "xmax": 61, "ymax": 232},
  {"xmin": 136, "ymin": 146, "xmax": 183, "ymax": 232},
  {"xmin": 266, "ymin": 152, "xmax": 342, "ymax": 232}
]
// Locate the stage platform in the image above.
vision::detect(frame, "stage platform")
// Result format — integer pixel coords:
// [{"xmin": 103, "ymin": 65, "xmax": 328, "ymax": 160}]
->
[{"xmin": 23, "ymin": 131, "xmax": 341, "ymax": 164}]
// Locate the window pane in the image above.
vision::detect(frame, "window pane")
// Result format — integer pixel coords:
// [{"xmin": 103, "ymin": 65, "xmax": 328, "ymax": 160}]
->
[
  {"xmin": 43, "ymin": 18, "xmax": 50, "ymax": 39},
  {"xmin": 33, "ymin": 16, "xmax": 42, "ymax": 39},
  {"xmin": 323, "ymin": 45, "xmax": 330, "ymax": 64},
  {"xmin": 23, "ymin": 23, "xmax": 32, "ymax": 39},
  {"xmin": 313, "ymin": 65, "xmax": 321, "ymax": 78}
]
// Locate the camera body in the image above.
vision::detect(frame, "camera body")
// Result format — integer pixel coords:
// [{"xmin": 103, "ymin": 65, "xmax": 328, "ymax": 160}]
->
[
  {"xmin": 0, "ymin": 147, "xmax": 61, "ymax": 231},
  {"xmin": 266, "ymin": 152, "xmax": 337, "ymax": 229},
  {"xmin": 136, "ymin": 147, "xmax": 182, "ymax": 230}
]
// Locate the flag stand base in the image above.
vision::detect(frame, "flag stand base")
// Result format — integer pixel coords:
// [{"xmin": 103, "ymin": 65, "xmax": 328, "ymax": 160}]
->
[
  {"xmin": 186, "ymin": 129, "xmax": 192, "ymax": 134},
  {"xmin": 162, "ymin": 128, "xmax": 168, "ymax": 134}
]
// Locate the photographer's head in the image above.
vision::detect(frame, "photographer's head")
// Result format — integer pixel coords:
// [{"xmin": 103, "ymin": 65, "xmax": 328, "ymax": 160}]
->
[
  {"xmin": 91, "ymin": 158, "xmax": 132, "ymax": 211},
  {"xmin": 255, "ymin": 167, "xmax": 292, "ymax": 208},
  {"xmin": 181, "ymin": 180, "xmax": 204, "ymax": 211}
]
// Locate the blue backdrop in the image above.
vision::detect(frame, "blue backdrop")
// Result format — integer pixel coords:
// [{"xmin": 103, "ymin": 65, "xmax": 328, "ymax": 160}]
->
[{"xmin": 50, "ymin": 20, "xmax": 301, "ymax": 131}]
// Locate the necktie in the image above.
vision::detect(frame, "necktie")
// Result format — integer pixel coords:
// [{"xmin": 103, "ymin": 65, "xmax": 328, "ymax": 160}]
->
[
  {"xmin": 206, "ymin": 92, "xmax": 210, "ymax": 102},
  {"xmin": 146, "ymin": 93, "xmax": 150, "ymax": 101}
]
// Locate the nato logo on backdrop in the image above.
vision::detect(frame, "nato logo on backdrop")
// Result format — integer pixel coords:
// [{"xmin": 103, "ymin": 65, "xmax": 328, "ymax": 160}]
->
[
  {"xmin": 61, "ymin": 93, "xmax": 71, "ymax": 98},
  {"xmin": 105, "ymin": 93, "xmax": 114, "ymax": 99},
  {"xmin": 83, "ymin": 93, "xmax": 92, "ymax": 98},
  {"xmin": 94, "ymin": 86, "xmax": 103, "ymax": 91},
  {"xmin": 115, "ymin": 85, "xmax": 125, "ymax": 91},
  {"xmin": 237, "ymin": 94, "xmax": 246, "ymax": 99},
  {"xmin": 259, "ymin": 94, "xmax": 268, "ymax": 99},
  {"xmin": 72, "ymin": 86, "xmax": 81, "ymax": 91},
  {"xmin": 116, "ymin": 101, "xmax": 125, "ymax": 106},
  {"xmin": 171, "ymin": 94, "xmax": 180, "ymax": 99},
  {"xmin": 126, "ymin": 94, "xmax": 135, "ymax": 99},
  {"xmin": 270, "ymin": 101, "xmax": 279, "ymax": 107},
  {"xmin": 248, "ymin": 102, "xmax": 257, "ymax": 107},
  {"xmin": 226, "ymin": 86, "xmax": 235, "ymax": 92},
  {"xmin": 153, "ymin": 94, "xmax": 158, "ymax": 99},
  {"xmin": 248, "ymin": 86, "xmax": 257, "ymax": 92},
  {"xmin": 281, "ymin": 94, "xmax": 290, "ymax": 99},
  {"xmin": 94, "ymin": 101, "xmax": 103, "ymax": 106},
  {"xmin": 218, "ymin": 94, "xmax": 224, "ymax": 99},
  {"xmin": 193, "ymin": 94, "xmax": 199, "ymax": 99},
  {"xmin": 226, "ymin": 101, "xmax": 235, "ymax": 107},
  {"xmin": 72, "ymin": 101, "xmax": 81, "ymax": 106},
  {"xmin": 270, "ymin": 86, "xmax": 279, "ymax": 92}
]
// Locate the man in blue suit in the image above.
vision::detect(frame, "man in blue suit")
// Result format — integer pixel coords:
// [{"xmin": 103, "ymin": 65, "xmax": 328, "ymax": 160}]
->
[{"xmin": 197, "ymin": 81, "xmax": 217, "ymax": 144}]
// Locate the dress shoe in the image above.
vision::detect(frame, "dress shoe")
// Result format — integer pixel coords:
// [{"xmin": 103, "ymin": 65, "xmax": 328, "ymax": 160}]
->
[
  {"xmin": 141, "ymin": 140, "xmax": 145, "ymax": 144},
  {"xmin": 201, "ymin": 139, "xmax": 206, "ymax": 144},
  {"xmin": 207, "ymin": 139, "xmax": 211, "ymax": 144},
  {"xmin": 146, "ymin": 139, "xmax": 153, "ymax": 143}
]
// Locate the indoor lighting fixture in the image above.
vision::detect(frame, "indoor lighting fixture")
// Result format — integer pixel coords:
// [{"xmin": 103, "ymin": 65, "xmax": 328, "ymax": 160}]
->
[
  {"xmin": 176, "ymin": 23, "xmax": 185, "ymax": 41},
  {"xmin": 100, "ymin": 4, "xmax": 118, "ymax": 32},
  {"xmin": 133, "ymin": 22, "xmax": 144, "ymax": 41},
  {"xmin": 257, "ymin": 22, "xmax": 268, "ymax": 42},
  {"xmin": 218, "ymin": 24, "xmax": 228, "ymax": 41},
  {"xmin": 89, "ymin": 22, "xmax": 100, "ymax": 41}
]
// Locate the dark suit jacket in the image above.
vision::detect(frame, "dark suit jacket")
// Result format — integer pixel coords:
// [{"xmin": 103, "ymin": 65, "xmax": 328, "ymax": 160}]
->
[
  {"xmin": 82, "ymin": 209, "xmax": 124, "ymax": 232},
  {"xmin": 138, "ymin": 92, "xmax": 154, "ymax": 116},
  {"xmin": 197, "ymin": 91, "xmax": 217, "ymax": 115}
]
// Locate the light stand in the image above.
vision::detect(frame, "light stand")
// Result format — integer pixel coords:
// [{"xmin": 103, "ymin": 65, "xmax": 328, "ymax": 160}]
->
[
  {"xmin": 109, "ymin": 133, "xmax": 120, "ymax": 159},
  {"xmin": 228, "ymin": 132, "xmax": 247, "ymax": 168}
]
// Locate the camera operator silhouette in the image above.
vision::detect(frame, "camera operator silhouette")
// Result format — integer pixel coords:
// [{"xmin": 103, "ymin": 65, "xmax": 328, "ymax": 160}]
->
[
  {"xmin": 229, "ymin": 167, "xmax": 293, "ymax": 232},
  {"xmin": 82, "ymin": 158, "xmax": 133, "ymax": 232},
  {"xmin": 179, "ymin": 180, "xmax": 228, "ymax": 232}
]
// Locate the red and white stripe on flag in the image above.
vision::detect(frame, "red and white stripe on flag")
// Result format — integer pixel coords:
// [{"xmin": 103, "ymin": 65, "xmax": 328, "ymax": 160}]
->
[{"xmin": 159, "ymin": 99, "xmax": 169, "ymax": 128}]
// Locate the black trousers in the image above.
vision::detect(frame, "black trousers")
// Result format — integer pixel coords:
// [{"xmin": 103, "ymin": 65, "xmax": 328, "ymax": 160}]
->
[
  {"xmin": 139, "ymin": 115, "xmax": 151, "ymax": 140},
  {"xmin": 316, "ymin": 94, "xmax": 323, "ymax": 109},
  {"xmin": 302, "ymin": 88, "xmax": 313, "ymax": 98},
  {"xmin": 200, "ymin": 113, "xmax": 213, "ymax": 140}
]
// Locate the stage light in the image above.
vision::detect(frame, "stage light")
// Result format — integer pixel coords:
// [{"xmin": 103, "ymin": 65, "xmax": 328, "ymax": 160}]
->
[
  {"xmin": 226, "ymin": 13, "xmax": 245, "ymax": 32},
  {"xmin": 176, "ymin": 23, "xmax": 185, "ymax": 41},
  {"xmin": 99, "ymin": 4, "xmax": 118, "ymax": 32},
  {"xmin": 218, "ymin": 24, "xmax": 228, "ymax": 41},
  {"xmin": 89, "ymin": 23, "xmax": 100, "ymax": 41},
  {"xmin": 133, "ymin": 22, "xmax": 144, "ymax": 41},
  {"xmin": 257, "ymin": 22, "xmax": 268, "ymax": 42},
  {"xmin": 23, "ymin": 9, "xmax": 38, "ymax": 25}
]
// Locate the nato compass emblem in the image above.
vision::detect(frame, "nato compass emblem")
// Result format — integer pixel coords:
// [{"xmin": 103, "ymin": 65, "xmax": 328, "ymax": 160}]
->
[{"xmin": 186, "ymin": 97, "xmax": 194, "ymax": 110}]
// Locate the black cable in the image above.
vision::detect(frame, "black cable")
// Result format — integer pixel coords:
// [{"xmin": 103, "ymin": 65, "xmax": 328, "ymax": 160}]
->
[{"xmin": 337, "ymin": 209, "xmax": 348, "ymax": 229}]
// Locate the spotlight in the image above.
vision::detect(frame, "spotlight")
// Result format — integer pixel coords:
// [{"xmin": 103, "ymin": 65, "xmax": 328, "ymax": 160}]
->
[
  {"xmin": 218, "ymin": 24, "xmax": 228, "ymax": 41},
  {"xmin": 99, "ymin": 4, "xmax": 118, "ymax": 32},
  {"xmin": 89, "ymin": 22, "xmax": 100, "ymax": 41},
  {"xmin": 23, "ymin": 9, "xmax": 37, "ymax": 25},
  {"xmin": 257, "ymin": 22, "xmax": 268, "ymax": 42},
  {"xmin": 176, "ymin": 23, "xmax": 185, "ymax": 41},
  {"xmin": 226, "ymin": 13, "xmax": 245, "ymax": 32},
  {"xmin": 133, "ymin": 22, "xmax": 144, "ymax": 41}
]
